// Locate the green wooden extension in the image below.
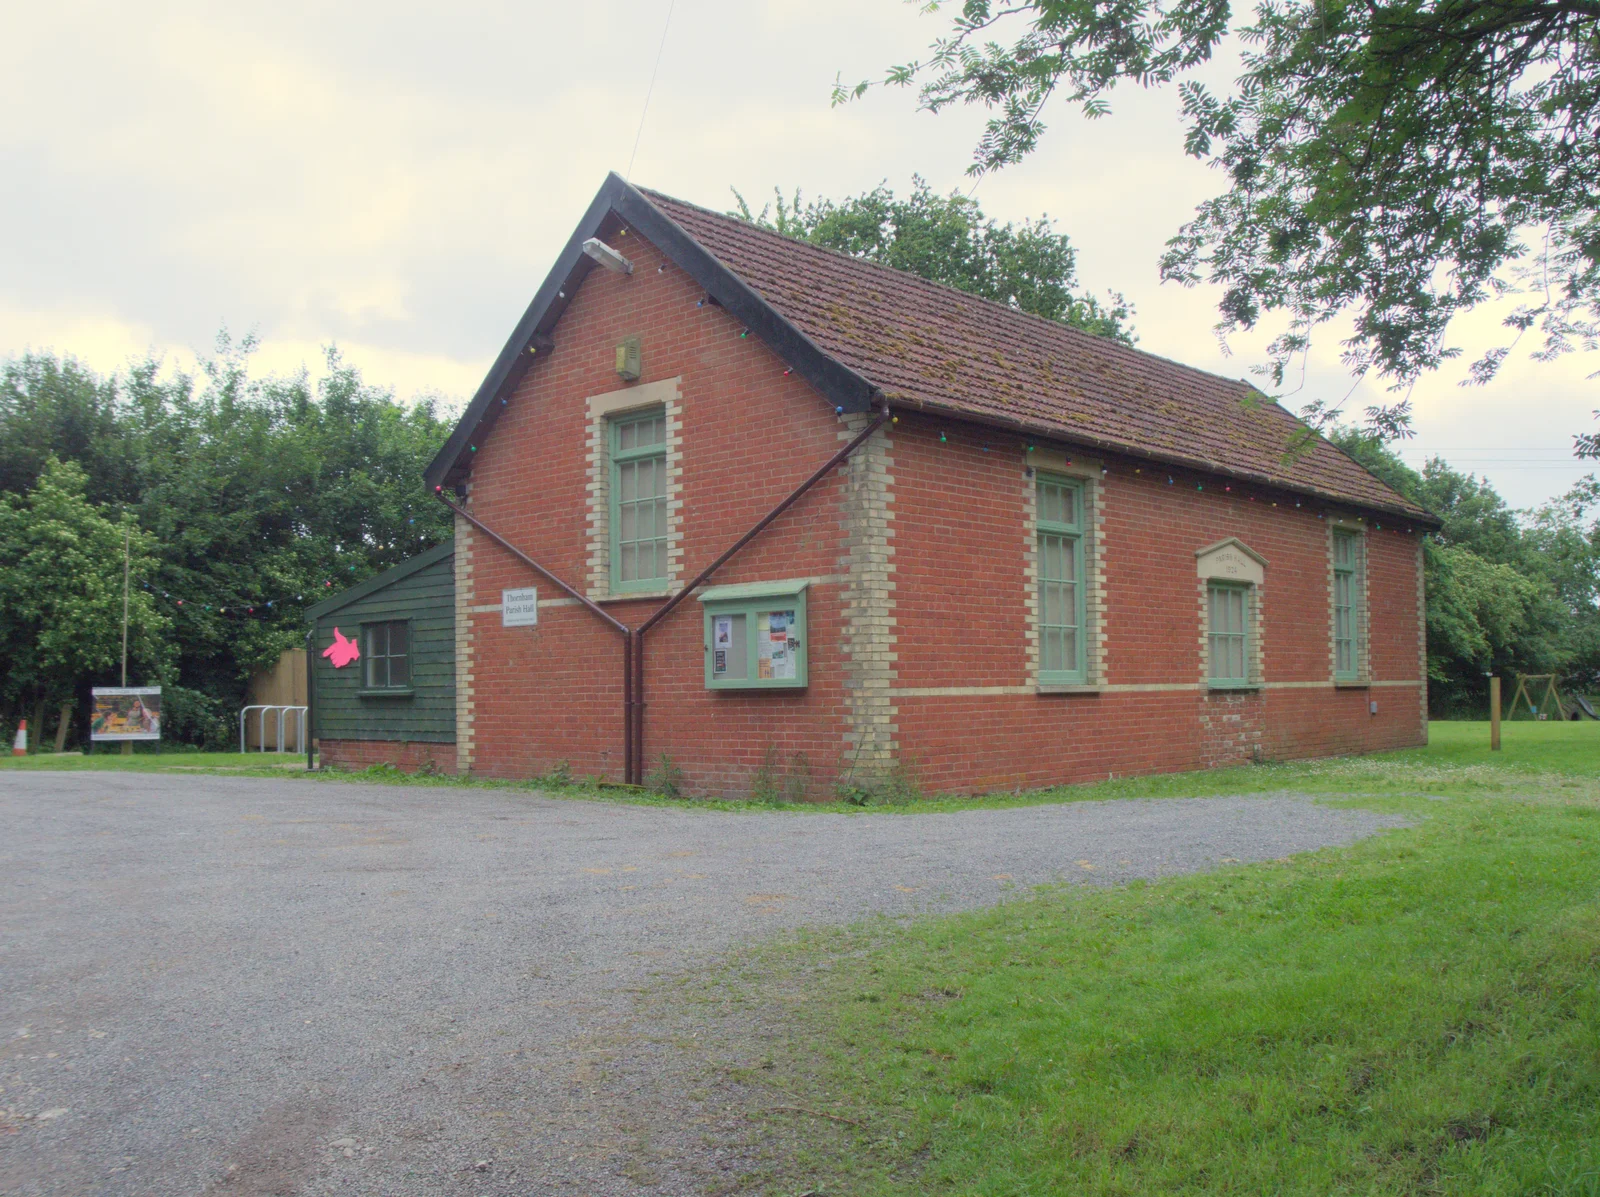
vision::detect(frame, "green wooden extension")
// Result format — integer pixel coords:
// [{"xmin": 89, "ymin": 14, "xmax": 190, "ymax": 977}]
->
[{"xmin": 306, "ymin": 541, "xmax": 456, "ymax": 743}]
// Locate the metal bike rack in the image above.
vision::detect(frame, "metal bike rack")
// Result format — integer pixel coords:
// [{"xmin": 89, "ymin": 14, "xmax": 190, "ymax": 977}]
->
[{"xmin": 239, "ymin": 705, "xmax": 308, "ymax": 754}]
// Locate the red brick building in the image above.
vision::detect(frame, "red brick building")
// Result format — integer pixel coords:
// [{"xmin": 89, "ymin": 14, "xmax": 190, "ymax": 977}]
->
[{"xmin": 337, "ymin": 174, "xmax": 1437, "ymax": 796}]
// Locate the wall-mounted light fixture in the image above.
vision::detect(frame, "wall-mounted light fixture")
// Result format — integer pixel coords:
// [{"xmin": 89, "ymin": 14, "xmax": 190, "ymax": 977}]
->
[{"xmin": 582, "ymin": 237, "xmax": 634, "ymax": 274}]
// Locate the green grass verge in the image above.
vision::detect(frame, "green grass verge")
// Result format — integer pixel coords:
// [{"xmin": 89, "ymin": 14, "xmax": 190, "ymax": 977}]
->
[
  {"xmin": 0, "ymin": 749, "xmax": 314, "ymax": 774},
  {"xmin": 679, "ymin": 732, "xmax": 1600, "ymax": 1195},
  {"xmin": 1397, "ymin": 719, "xmax": 1599, "ymax": 776},
  {"xmin": 3, "ymin": 720, "xmax": 1595, "ymax": 816}
]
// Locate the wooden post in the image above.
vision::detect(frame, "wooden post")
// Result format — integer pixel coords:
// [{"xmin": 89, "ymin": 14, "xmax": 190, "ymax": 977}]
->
[
  {"xmin": 1490, "ymin": 676, "xmax": 1502, "ymax": 751},
  {"xmin": 121, "ymin": 524, "xmax": 130, "ymax": 688}
]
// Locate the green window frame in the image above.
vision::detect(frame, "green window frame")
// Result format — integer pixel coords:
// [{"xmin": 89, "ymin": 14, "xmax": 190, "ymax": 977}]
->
[
  {"xmin": 1207, "ymin": 582, "xmax": 1251, "ymax": 687},
  {"xmin": 609, "ymin": 407, "xmax": 669, "ymax": 593},
  {"xmin": 699, "ymin": 581, "xmax": 809, "ymax": 690},
  {"xmin": 1036, "ymin": 474, "xmax": 1086, "ymax": 684},
  {"xmin": 361, "ymin": 620, "xmax": 412, "ymax": 693},
  {"xmin": 1333, "ymin": 530, "xmax": 1362, "ymax": 680}
]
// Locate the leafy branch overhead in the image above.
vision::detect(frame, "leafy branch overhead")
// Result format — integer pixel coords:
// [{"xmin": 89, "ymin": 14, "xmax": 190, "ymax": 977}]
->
[
  {"xmin": 728, "ymin": 178, "xmax": 1136, "ymax": 343},
  {"xmin": 843, "ymin": 0, "xmax": 1600, "ymax": 453}
]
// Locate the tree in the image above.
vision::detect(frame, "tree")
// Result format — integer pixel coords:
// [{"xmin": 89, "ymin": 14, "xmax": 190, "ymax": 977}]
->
[
  {"xmin": 0, "ymin": 353, "xmax": 136, "ymax": 502},
  {"xmin": 1425, "ymin": 541, "xmax": 1553, "ymax": 700},
  {"xmin": 846, "ymin": 0, "xmax": 1600, "ymax": 450},
  {"xmin": 0, "ymin": 457, "xmax": 170, "ymax": 743},
  {"xmin": 0, "ymin": 337, "xmax": 458, "ymax": 743},
  {"xmin": 1525, "ymin": 475, "xmax": 1600, "ymax": 692},
  {"xmin": 124, "ymin": 336, "xmax": 456, "ymax": 702},
  {"xmin": 1328, "ymin": 428, "xmax": 1577, "ymax": 711},
  {"xmin": 729, "ymin": 178, "xmax": 1136, "ymax": 342}
]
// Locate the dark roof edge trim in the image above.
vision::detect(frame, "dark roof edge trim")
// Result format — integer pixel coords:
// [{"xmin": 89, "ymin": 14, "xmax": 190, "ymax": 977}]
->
[
  {"xmin": 895, "ymin": 401, "xmax": 1443, "ymax": 528},
  {"xmin": 425, "ymin": 173, "xmax": 879, "ymax": 489},
  {"xmin": 305, "ymin": 540, "xmax": 456, "ymax": 622}
]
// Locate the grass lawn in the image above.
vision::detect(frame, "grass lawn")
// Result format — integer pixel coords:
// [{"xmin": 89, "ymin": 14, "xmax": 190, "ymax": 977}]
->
[{"xmin": 660, "ymin": 722, "xmax": 1600, "ymax": 1195}]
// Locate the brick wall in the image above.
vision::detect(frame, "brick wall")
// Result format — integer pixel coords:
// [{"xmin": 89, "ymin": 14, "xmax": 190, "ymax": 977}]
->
[
  {"xmin": 458, "ymin": 220, "xmax": 859, "ymax": 795},
  {"xmin": 434, "ymin": 218, "xmax": 1427, "ymax": 798},
  {"xmin": 887, "ymin": 412, "xmax": 1427, "ymax": 792}
]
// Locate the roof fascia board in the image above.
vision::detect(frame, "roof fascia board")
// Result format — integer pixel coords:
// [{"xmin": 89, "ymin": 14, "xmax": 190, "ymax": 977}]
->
[
  {"xmin": 305, "ymin": 540, "xmax": 455, "ymax": 621},
  {"xmin": 897, "ymin": 402, "xmax": 1442, "ymax": 528}
]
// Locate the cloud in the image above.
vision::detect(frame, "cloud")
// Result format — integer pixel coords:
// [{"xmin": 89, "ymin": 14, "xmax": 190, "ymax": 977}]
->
[{"xmin": 2, "ymin": 0, "xmax": 1593, "ymax": 509}]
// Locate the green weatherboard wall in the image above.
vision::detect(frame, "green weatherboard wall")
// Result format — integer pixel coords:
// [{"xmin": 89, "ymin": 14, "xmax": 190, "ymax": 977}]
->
[{"xmin": 307, "ymin": 541, "xmax": 456, "ymax": 743}]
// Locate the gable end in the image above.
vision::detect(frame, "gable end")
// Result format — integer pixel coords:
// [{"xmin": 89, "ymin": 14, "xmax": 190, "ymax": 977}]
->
[{"xmin": 424, "ymin": 174, "xmax": 880, "ymax": 490}]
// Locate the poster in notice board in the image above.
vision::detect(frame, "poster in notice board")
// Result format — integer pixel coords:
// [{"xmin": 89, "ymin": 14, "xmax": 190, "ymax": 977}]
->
[{"xmin": 90, "ymin": 687, "xmax": 162, "ymax": 741}]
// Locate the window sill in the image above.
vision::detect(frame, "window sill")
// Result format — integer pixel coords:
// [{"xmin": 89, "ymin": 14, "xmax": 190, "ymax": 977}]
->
[
  {"xmin": 1207, "ymin": 683, "xmax": 1262, "ymax": 693},
  {"xmin": 596, "ymin": 589, "xmax": 671, "ymax": 604},
  {"xmin": 1037, "ymin": 684, "xmax": 1102, "ymax": 695},
  {"xmin": 1334, "ymin": 679, "xmax": 1371, "ymax": 689},
  {"xmin": 359, "ymin": 688, "xmax": 415, "ymax": 698}
]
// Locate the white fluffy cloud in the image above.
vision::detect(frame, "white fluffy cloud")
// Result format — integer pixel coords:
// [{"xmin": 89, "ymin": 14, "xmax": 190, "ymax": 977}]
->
[{"xmin": 2, "ymin": 0, "xmax": 1593, "ymax": 507}]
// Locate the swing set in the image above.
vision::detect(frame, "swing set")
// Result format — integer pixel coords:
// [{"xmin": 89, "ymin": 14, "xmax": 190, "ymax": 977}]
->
[{"xmin": 1502, "ymin": 674, "xmax": 1598, "ymax": 721}]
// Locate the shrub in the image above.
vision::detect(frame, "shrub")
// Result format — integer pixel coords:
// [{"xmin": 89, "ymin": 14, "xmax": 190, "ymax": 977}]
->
[
  {"xmin": 784, "ymin": 752, "xmax": 813, "ymax": 804},
  {"xmin": 751, "ymin": 745, "xmax": 783, "ymax": 804},
  {"xmin": 161, "ymin": 685, "xmax": 235, "ymax": 751}
]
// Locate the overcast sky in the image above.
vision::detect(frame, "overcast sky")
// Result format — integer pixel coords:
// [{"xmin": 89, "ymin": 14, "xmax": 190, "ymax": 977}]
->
[{"xmin": 3, "ymin": 0, "xmax": 1594, "ymax": 509}]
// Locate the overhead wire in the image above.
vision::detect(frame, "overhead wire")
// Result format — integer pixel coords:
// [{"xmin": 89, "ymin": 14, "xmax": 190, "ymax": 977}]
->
[{"xmin": 626, "ymin": 0, "xmax": 677, "ymax": 181}]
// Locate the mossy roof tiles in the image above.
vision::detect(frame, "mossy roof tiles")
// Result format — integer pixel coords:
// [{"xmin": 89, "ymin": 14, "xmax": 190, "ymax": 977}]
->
[{"xmin": 639, "ymin": 188, "xmax": 1431, "ymax": 522}]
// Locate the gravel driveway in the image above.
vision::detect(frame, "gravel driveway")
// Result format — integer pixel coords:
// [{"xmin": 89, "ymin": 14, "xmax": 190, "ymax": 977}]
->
[{"xmin": 0, "ymin": 771, "xmax": 1403, "ymax": 1196}]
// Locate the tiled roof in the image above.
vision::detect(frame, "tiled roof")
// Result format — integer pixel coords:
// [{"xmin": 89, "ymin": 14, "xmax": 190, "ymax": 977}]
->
[{"xmin": 640, "ymin": 189, "xmax": 1431, "ymax": 522}]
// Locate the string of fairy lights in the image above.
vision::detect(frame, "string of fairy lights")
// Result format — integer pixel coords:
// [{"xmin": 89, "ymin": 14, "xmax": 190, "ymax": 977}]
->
[
  {"xmin": 139, "ymin": 562, "xmax": 381, "ymax": 618},
  {"xmin": 137, "ymin": 543, "xmax": 443, "ymax": 617}
]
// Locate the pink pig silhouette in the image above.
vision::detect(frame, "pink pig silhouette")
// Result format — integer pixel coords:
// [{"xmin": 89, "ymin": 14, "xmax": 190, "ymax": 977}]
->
[{"xmin": 322, "ymin": 627, "xmax": 361, "ymax": 669}]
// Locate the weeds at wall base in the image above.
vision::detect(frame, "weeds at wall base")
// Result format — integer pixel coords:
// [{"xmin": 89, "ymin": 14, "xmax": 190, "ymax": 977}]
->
[
  {"xmin": 646, "ymin": 752, "xmax": 686, "ymax": 798},
  {"xmin": 835, "ymin": 758, "xmax": 923, "ymax": 807}
]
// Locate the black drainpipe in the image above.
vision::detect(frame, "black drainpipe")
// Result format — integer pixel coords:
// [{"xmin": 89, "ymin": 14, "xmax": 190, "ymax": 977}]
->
[
  {"xmin": 628, "ymin": 400, "xmax": 890, "ymax": 783},
  {"xmin": 432, "ymin": 398, "xmax": 888, "ymax": 786},
  {"xmin": 304, "ymin": 625, "xmax": 316, "ymax": 771},
  {"xmin": 436, "ymin": 493, "xmax": 636, "ymax": 781}
]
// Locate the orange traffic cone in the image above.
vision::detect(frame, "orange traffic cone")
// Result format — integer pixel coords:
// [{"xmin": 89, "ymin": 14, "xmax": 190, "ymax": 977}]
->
[{"xmin": 12, "ymin": 719, "xmax": 26, "ymax": 756}]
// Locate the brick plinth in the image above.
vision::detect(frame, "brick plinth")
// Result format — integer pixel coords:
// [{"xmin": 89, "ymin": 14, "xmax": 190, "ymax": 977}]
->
[{"xmin": 319, "ymin": 739, "xmax": 457, "ymax": 775}]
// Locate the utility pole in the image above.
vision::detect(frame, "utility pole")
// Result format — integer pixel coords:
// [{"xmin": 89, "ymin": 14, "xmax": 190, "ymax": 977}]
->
[
  {"xmin": 121, "ymin": 525, "xmax": 132, "ymax": 756},
  {"xmin": 121, "ymin": 524, "xmax": 130, "ymax": 687}
]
